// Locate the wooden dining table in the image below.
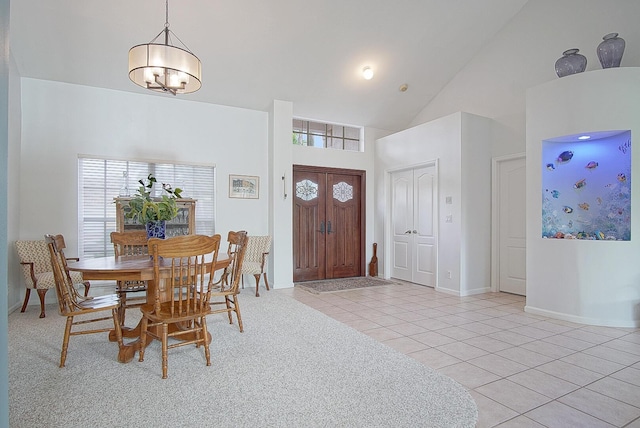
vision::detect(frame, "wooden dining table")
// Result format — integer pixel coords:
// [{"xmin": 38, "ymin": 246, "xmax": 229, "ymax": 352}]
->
[{"xmin": 67, "ymin": 253, "xmax": 229, "ymax": 363}]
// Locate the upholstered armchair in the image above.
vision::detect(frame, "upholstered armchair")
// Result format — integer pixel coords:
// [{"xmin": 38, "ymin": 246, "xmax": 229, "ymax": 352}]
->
[
  {"xmin": 241, "ymin": 235, "xmax": 272, "ymax": 297},
  {"xmin": 15, "ymin": 239, "xmax": 90, "ymax": 318}
]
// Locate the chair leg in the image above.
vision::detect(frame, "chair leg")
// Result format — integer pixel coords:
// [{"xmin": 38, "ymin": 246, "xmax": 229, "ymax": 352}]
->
[
  {"xmin": 110, "ymin": 308, "xmax": 124, "ymax": 348},
  {"xmin": 60, "ymin": 316, "xmax": 73, "ymax": 367},
  {"xmin": 118, "ymin": 293, "xmax": 127, "ymax": 326},
  {"xmin": 253, "ymin": 274, "xmax": 261, "ymax": 297},
  {"xmin": 202, "ymin": 317, "xmax": 211, "ymax": 367},
  {"xmin": 161, "ymin": 323, "xmax": 169, "ymax": 379},
  {"xmin": 20, "ymin": 288, "xmax": 31, "ymax": 313},
  {"xmin": 263, "ymin": 273, "xmax": 270, "ymax": 291},
  {"xmin": 138, "ymin": 316, "xmax": 148, "ymax": 362},
  {"xmin": 36, "ymin": 288, "xmax": 48, "ymax": 318},
  {"xmin": 82, "ymin": 281, "xmax": 91, "ymax": 297},
  {"xmin": 225, "ymin": 297, "xmax": 233, "ymax": 325},
  {"xmin": 233, "ymin": 295, "xmax": 244, "ymax": 333}
]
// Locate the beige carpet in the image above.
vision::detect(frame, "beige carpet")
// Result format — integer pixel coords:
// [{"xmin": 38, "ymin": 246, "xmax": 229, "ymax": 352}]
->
[
  {"xmin": 296, "ymin": 276, "xmax": 396, "ymax": 294},
  {"xmin": 9, "ymin": 289, "xmax": 477, "ymax": 427}
]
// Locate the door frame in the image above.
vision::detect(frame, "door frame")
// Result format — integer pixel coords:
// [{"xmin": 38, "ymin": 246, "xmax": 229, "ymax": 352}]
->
[
  {"xmin": 491, "ymin": 153, "xmax": 526, "ymax": 293},
  {"xmin": 384, "ymin": 159, "xmax": 439, "ymax": 286},
  {"xmin": 292, "ymin": 164, "xmax": 366, "ymax": 279}
]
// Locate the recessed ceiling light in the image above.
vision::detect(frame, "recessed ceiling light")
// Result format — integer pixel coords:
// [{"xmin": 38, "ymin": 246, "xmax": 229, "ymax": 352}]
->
[
  {"xmin": 362, "ymin": 66, "xmax": 374, "ymax": 80},
  {"xmin": 578, "ymin": 135, "xmax": 591, "ymax": 140}
]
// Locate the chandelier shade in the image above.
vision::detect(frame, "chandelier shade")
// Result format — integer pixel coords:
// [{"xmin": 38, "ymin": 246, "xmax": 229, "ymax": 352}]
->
[
  {"xmin": 128, "ymin": 43, "xmax": 202, "ymax": 94},
  {"xmin": 127, "ymin": 0, "xmax": 202, "ymax": 95}
]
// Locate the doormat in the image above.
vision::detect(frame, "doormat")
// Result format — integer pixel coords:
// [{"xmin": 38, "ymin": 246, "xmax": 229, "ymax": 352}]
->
[{"xmin": 296, "ymin": 277, "xmax": 396, "ymax": 294}]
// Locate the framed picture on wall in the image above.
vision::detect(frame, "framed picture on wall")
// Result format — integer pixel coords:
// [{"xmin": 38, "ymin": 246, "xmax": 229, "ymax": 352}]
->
[{"xmin": 229, "ymin": 174, "xmax": 259, "ymax": 199}]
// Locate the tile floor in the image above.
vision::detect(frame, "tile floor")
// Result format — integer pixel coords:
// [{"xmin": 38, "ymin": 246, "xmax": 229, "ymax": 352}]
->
[{"xmin": 280, "ymin": 281, "xmax": 640, "ymax": 427}]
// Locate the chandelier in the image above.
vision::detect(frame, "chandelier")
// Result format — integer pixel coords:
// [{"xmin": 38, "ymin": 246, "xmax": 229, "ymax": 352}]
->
[{"xmin": 128, "ymin": 0, "xmax": 202, "ymax": 95}]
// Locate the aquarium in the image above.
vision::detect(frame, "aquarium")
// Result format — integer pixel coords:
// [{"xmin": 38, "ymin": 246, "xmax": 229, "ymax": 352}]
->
[{"xmin": 541, "ymin": 130, "xmax": 631, "ymax": 240}]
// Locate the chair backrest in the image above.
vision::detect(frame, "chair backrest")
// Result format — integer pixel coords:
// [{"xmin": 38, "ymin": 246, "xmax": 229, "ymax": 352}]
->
[
  {"xmin": 15, "ymin": 240, "xmax": 52, "ymax": 287},
  {"xmin": 45, "ymin": 234, "xmax": 76, "ymax": 315},
  {"xmin": 110, "ymin": 231, "xmax": 149, "ymax": 257},
  {"xmin": 224, "ymin": 230, "xmax": 248, "ymax": 293},
  {"xmin": 244, "ymin": 235, "xmax": 272, "ymax": 263},
  {"xmin": 148, "ymin": 234, "xmax": 221, "ymax": 316}
]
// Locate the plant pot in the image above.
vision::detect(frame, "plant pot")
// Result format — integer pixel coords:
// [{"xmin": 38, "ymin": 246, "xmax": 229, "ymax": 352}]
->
[{"xmin": 145, "ymin": 220, "xmax": 166, "ymax": 240}]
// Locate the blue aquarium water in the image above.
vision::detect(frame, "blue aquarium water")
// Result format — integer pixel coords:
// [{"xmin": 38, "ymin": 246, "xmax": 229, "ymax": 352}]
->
[{"xmin": 541, "ymin": 130, "xmax": 631, "ymax": 240}]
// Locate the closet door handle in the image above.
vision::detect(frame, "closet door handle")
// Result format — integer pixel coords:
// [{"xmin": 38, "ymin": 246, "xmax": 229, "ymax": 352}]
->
[
  {"xmin": 404, "ymin": 230, "xmax": 412, "ymax": 234},
  {"xmin": 327, "ymin": 221, "xmax": 333, "ymax": 234},
  {"xmin": 318, "ymin": 221, "xmax": 325, "ymax": 234},
  {"xmin": 413, "ymin": 230, "xmax": 418, "ymax": 234}
]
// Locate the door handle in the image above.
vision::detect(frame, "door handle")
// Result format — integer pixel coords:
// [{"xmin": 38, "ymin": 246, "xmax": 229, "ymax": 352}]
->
[
  {"xmin": 318, "ymin": 221, "xmax": 325, "ymax": 234},
  {"xmin": 405, "ymin": 230, "xmax": 412, "ymax": 234},
  {"xmin": 413, "ymin": 230, "xmax": 418, "ymax": 234},
  {"xmin": 327, "ymin": 220, "xmax": 333, "ymax": 234}
]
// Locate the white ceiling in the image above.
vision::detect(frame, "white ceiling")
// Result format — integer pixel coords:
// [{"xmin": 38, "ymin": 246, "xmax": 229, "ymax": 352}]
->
[{"xmin": 9, "ymin": 0, "xmax": 529, "ymax": 131}]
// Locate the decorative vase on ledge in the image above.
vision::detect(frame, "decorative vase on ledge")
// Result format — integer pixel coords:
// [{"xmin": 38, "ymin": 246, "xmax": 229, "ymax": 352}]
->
[
  {"xmin": 555, "ymin": 49, "xmax": 587, "ymax": 78},
  {"xmin": 597, "ymin": 32, "xmax": 625, "ymax": 69}
]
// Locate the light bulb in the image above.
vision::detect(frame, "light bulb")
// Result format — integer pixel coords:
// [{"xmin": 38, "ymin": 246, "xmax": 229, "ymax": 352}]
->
[{"xmin": 362, "ymin": 66, "xmax": 374, "ymax": 80}]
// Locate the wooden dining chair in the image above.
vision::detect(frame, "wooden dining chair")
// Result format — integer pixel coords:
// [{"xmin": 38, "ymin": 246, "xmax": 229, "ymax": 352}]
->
[
  {"xmin": 45, "ymin": 234, "xmax": 124, "ymax": 368},
  {"xmin": 210, "ymin": 230, "xmax": 248, "ymax": 332},
  {"xmin": 110, "ymin": 230, "xmax": 149, "ymax": 325},
  {"xmin": 138, "ymin": 234, "xmax": 221, "ymax": 379}
]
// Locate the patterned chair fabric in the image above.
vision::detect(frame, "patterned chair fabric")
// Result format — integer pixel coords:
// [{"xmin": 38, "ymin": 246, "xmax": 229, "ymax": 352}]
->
[
  {"xmin": 241, "ymin": 235, "xmax": 272, "ymax": 297},
  {"xmin": 15, "ymin": 239, "xmax": 88, "ymax": 318}
]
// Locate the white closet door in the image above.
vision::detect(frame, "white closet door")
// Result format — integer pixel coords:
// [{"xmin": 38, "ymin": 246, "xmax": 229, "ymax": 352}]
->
[
  {"xmin": 498, "ymin": 157, "xmax": 526, "ymax": 295},
  {"xmin": 391, "ymin": 165, "xmax": 437, "ymax": 286}
]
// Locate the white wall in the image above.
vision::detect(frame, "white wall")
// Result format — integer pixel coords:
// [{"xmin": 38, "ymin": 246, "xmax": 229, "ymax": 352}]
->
[
  {"xmin": 1, "ymin": 0, "xmax": 10, "ymax": 422},
  {"xmin": 526, "ymin": 68, "xmax": 640, "ymax": 327},
  {"xmin": 375, "ymin": 112, "xmax": 492, "ymax": 296},
  {"xmin": 7, "ymin": 54, "xmax": 21, "ymax": 311},
  {"xmin": 410, "ymin": 0, "xmax": 640, "ymax": 160},
  {"xmin": 19, "ymin": 78, "xmax": 269, "ymax": 302}
]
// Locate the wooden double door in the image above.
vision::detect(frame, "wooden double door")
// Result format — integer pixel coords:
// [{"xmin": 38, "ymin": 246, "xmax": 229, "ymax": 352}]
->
[{"xmin": 293, "ymin": 165, "xmax": 364, "ymax": 282}]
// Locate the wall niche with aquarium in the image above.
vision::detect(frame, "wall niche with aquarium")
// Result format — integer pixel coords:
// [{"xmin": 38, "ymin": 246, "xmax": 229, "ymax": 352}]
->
[{"xmin": 542, "ymin": 130, "xmax": 631, "ymax": 240}]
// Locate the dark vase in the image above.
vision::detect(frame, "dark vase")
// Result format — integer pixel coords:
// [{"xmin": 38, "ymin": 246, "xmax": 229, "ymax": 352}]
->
[
  {"xmin": 597, "ymin": 32, "xmax": 625, "ymax": 69},
  {"xmin": 555, "ymin": 49, "xmax": 587, "ymax": 78},
  {"xmin": 145, "ymin": 220, "xmax": 166, "ymax": 240}
]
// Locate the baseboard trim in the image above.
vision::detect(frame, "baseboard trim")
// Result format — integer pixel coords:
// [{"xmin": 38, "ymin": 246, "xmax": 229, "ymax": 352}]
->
[{"xmin": 525, "ymin": 305, "xmax": 640, "ymax": 328}]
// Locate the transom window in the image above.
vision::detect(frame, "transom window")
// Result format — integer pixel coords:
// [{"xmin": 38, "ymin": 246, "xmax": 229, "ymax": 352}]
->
[
  {"xmin": 292, "ymin": 119, "xmax": 361, "ymax": 151},
  {"xmin": 78, "ymin": 157, "xmax": 215, "ymax": 259}
]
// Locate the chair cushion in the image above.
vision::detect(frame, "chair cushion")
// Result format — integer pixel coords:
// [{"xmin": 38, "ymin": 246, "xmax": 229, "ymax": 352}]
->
[
  {"xmin": 241, "ymin": 261, "xmax": 263, "ymax": 275},
  {"xmin": 16, "ymin": 240, "xmax": 86, "ymax": 289},
  {"xmin": 27, "ymin": 267, "xmax": 84, "ymax": 290}
]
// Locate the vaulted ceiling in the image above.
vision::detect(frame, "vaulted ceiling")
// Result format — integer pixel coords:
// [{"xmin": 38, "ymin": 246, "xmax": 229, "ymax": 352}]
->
[{"xmin": 10, "ymin": 0, "xmax": 528, "ymax": 131}]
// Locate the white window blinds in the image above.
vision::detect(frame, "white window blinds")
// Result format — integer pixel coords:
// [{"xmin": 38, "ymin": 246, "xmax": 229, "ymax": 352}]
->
[{"xmin": 78, "ymin": 157, "xmax": 216, "ymax": 259}]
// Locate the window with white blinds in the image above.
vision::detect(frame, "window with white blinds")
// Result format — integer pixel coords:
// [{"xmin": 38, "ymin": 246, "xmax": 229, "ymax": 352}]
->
[{"xmin": 78, "ymin": 157, "xmax": 216, "ymax": 259}]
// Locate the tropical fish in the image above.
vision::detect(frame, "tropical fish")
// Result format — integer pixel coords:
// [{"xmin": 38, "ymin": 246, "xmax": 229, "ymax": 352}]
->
[
  {"xmin": 563, "ymin": 206, "xmax": 573, "ymax": 213},
  {"xmin": 596, "ymin": 197, "xmax": 602, "ymax": 205},
  {"xmin": 578, "ymin": 202, "xmax": 589, "ymax": 210},
  {"xmin": 557, "ymin": 151, "xmax": 574, "ymax": 163},
  {"xmin": 546, "ymin": 163, "xmax": 555, "ymax": 171},
  {"xmin": 574, "ymin": 179, "xmax": 586, "ymax": 189},
  {"xmin": 585, "ymin": 161, "xmax": 598, "ymax": 170},
  {"xmin": 551, "ymin": 190, "xmax": 560, "ymax": 198},
  {"xmin": 617, "ymin": 173, "xmax": 626, "ymax": 182}
]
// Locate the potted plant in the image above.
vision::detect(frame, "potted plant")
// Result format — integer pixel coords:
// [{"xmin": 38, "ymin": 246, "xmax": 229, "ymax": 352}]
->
[{"xmin": 125, "ymin": 174, "xmax": 183, "ymax": 239}]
